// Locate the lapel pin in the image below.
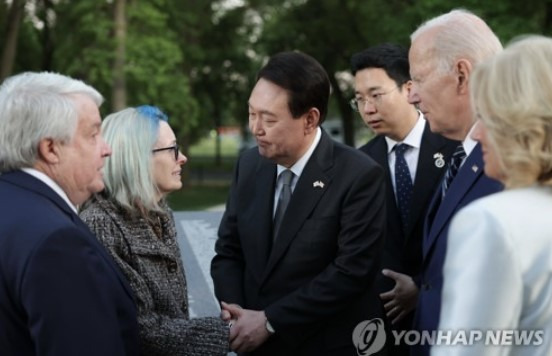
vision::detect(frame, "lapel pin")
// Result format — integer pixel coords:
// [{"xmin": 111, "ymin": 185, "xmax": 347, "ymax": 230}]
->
[
  {"xmin": 472, "ymin": 165, "xmax": 479, "ymax": 173},
  {"xmin": 433, "ymin": 153, "xmax": 445, "ymax": 168},
  {"xmin": 313, "ymin": 180, "xmax": 325, "ymax": 188}
]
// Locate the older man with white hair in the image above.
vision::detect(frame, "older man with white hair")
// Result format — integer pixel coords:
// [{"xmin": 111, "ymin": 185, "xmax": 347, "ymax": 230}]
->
[
  {"xmin": 0, "ymin": 72, "xmax": 139, "ymax": 356},
  {"xmin": 377, "ymin": 9, "xmax": 504, "ymax": 356}
]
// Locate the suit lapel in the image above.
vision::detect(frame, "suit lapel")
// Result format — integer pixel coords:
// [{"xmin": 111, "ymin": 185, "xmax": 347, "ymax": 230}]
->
[
  {"xmin": 369, "ymin": 138, "xmax": 396, "ymax": 213},
  {"xmin": 424, "ymin": 144, "xmax": 484, "ymax": 255},
  {"xmin": 2, "ymin": 171, "xmax": 137, "ymax": 299},
  {"xmin": 261, "ymin": 131, "xmax": 333, "ymax": 283},
  {"xmin": 252, "ymin": 159, "xmax": 278, "ymax": 272},
  {"xmin": 407, "ymin": 126, "xmax": 448, "ymax": 238}
]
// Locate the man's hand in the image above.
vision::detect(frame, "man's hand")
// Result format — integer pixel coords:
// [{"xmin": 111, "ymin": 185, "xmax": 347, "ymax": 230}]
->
[
  {"xmin": 379, "ymin": 269, "xmax": 418, "ymax": 324},
  {"xmin": 221, "ymin": 302, "xmax": 270, "ymax": 352},
  {"xmin": 220, "ymin": 301, "xmax": 241, "ymax": 323}
]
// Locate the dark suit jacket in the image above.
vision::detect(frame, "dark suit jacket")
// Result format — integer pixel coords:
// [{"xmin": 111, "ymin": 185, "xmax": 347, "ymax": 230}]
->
[
  {"xmin": 359, "ymin": 125, "xmax": 456, "ymax": 295},
  {"xmin": 412, "ymin": 144, "xmax": 502, "ymax": 356},
  {"xmin": 360, "ymin": 125, "xmax": 456, "ymax": 356},
  {"xmin": 0, "ymin": 171, "xmax": 139, "ymax": 356},
  {"xmin": 211, "ymin": 131, "xmax": 387, "ymax": 356}
]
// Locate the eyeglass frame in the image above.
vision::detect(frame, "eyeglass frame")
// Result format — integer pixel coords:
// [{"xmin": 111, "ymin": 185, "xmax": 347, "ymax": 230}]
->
[
  {"xmin": 152, "ymin": 144, "xmax": 179, "ymax": 160},
  {"xmin": 349, "ymin": 86, "xmax": 400, "ymax": 112}
]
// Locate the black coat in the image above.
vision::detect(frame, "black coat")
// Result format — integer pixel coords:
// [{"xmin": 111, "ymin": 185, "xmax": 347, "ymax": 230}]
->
[
  {"xmin": 212, "ymin": 130, "xmax": 387, "ymax": 355},
  {"xmin": 359, "ymin": 124, "xmax": 456, "ymax": 293}
]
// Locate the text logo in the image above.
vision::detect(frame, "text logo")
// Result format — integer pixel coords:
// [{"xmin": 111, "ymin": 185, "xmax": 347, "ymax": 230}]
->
[{"xmin": 352, "ymin": 318, "xmax": 386, "ymax": 356}]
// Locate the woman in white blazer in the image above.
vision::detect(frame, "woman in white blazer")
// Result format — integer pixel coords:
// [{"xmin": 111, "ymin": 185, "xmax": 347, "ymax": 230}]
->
[{"xmin": 432, "ymin": 35, "xmax": 552, "ymax": 356}]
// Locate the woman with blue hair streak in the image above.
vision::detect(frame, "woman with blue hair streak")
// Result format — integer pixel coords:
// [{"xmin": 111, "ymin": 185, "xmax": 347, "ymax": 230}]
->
[{"xmin": 80, "ymin": 106, "xmax": 229, "ymax": 355}]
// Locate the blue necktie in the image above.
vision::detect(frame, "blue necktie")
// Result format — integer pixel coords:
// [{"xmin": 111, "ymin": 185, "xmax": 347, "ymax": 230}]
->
[
  {"xmin": 394, "ymin": 144, "xmax": 413, "ymax": 233},
  {"xmin": 273, "ymin": 169, "xmax": 294, "ymax": 239},
  {"xmin": 441, "ymin": 144, "xmax": 466, "ymax": 199}
]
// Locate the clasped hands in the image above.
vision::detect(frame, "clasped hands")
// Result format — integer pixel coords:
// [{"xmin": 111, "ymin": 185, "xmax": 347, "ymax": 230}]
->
[{"xmin": 220, "ymin": 301, "xmax": 271, "ymax": 352}]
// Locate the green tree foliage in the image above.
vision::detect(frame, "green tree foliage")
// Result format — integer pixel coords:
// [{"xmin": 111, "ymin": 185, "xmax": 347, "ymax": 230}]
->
[
  {"xmin": 2, "ymin": 0, "xmax": 552, "ymax": 149},
  {"xmin": 125, "ymin": 0, "xmax": 199, "ymax": 137},
  {"xmin": 247, "ymin": 0, "xmax": 422, "ymax": 145},
  {"xmin": 52, "ymin": 0, "xmax": 114, "ymax": 99}
]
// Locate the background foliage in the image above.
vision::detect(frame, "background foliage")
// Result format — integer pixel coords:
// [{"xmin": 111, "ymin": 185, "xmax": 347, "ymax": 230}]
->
[{"xmin": 2, "ymin": 0, "xmax": 551, "ymax": 149}]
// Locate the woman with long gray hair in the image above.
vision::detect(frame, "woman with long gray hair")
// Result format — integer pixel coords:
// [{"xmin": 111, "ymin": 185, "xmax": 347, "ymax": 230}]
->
[{"xmin": 80, "ymin": 105, "xmax": 229, "ymax": 356}]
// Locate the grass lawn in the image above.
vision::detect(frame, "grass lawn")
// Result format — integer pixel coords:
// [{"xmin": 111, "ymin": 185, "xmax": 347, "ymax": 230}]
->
[
  {"xmin": 168, "ymin": 133, "xmax": 238, "ymax": 211},
  {"xmin": 189, "ymin": 134, "xmax": 240, "ymax": 157},
  {"xmin": 167, "ymin": 184, "xmax": 230, "ymax": 211}
]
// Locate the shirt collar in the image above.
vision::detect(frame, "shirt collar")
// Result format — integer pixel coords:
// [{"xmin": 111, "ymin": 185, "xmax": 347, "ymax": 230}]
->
[
  {"xmin": 385, "ymin": 112, "xmax": 426, "ymax": 153},
  {"xmin": 463, "ymin": 124, "xmax": 478, "ymax": 157},
  {"xmin": 21, "ymin": 167, "xmax": 78, "ymax": 213},
  {"xmin": 277, "ymin": 127, "xmax": 322, "ymax": 178}
]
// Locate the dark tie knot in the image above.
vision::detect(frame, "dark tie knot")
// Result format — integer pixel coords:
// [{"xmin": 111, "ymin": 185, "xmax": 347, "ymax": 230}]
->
[
  {"xmin": 452, "ymin": 144, "xmax": 466, "ymax": 161},
  {"xmin": 395, "ymin": 143, "xmax": 410, "ymax": 157},
  {"xmin": 280, "ymin": 169, "xmax": 294, "ymax": 186}
]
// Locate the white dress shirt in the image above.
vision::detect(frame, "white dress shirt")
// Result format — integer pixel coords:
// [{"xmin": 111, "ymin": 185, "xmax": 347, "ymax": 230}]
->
[{"xmin": 385, "ymin": 113, "xmax": 426, "ymax": 196}]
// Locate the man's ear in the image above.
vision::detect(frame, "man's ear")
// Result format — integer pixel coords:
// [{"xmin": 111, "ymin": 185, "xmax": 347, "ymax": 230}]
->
[
  {"xmin": 304, "ymin": 108, "xmax": 320, "ymax": 134},
  {"xmin": 403, "ymin": 80, "xmax": 413, "ymax": 97},
  {"xmin": 37, "ymin": 138, "xmax": 61, "ymax": 164},
  {"xmin": 455, "ymin": 59, "xmax": 472, "ymax": 95}
]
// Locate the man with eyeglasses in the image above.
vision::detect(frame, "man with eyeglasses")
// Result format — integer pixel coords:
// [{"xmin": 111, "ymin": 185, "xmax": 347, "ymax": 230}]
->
[{"xmin": 351, "ymin": 43, "xmax": 456, "ymax": 356}]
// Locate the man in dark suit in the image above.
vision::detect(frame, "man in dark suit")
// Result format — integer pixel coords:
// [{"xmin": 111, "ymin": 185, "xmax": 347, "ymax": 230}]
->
[
  {"xmin": 406, "ymin": 10, "xmax": 503, "ymax": 355},
  {"xmin": 211, "ymin": 52, "xmax": 387, "ymax": 355},
  {"xmin": 351, "ymin": 43, "xmax": 456, "ymax": 356},
  {"xmin": 0, "ymin": 72, "xmax": 139, "ymax": 355}
]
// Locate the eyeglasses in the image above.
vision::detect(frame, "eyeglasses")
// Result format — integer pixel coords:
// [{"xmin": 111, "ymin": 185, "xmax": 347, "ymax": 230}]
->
[
  {"xmin": 349, "ymin": 86, "xmax": 400, "ymax": 112},
  {"xmin": 152, "ymin": 144, "xmax": 179, "ymax": 160}
]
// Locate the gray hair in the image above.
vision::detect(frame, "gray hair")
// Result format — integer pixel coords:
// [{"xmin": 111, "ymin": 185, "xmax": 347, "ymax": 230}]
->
[
  {"xmin": 411, "ymin": 9, "xmax": 503, "ymax": 75},
  {"xmin": 0, "ymin": 72, "xmax": 103, "ymax": 173},
  {"xmin": 101, "ymin": 106, "xmax": 168, "ymax": 214},
  {"xmin": 471, "ymin": 35, "xmax": 552, "ymax": 188}
]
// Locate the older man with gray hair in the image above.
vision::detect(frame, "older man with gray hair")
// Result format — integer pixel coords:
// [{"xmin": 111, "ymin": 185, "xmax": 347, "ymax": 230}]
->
[{"xmin": 0, "ymin": 72, "xmax": 139, "ymax": 356}]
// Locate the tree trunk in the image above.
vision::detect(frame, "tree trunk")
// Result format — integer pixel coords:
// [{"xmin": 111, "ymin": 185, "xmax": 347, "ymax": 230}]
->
[
  {"xmin": 329, "ymin": 73, "xmax": 355, "ymax": 147},
  {"xmin": 39, "ymin": 0, "xmax": 55, "ymax": 71},
  {"xmin": 1, "ymin": 0, "xmax": 25, "ymax": 81},
  {"xmin": 212, "ymin": 101, "xmax": 222, "ymax": 167},
  {"xmin": 112, "ymin": 0, "xmax": 127, "ymax": 111}
]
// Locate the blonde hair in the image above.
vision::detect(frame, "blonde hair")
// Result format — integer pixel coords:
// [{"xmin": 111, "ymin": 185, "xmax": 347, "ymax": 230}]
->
[{"xmin": 470, "ymin": 35, "xmax": 552, "ymax": 188}]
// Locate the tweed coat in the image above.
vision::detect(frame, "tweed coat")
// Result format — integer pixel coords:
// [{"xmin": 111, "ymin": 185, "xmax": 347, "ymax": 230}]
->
[{"xmin": 80, "ymin": 193, "xmax": 228, "ymax": 356}]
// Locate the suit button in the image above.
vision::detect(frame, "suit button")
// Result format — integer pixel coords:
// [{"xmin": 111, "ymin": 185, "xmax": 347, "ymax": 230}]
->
[
  {"xmin": 167, "ymin": 262, "xmax": 178, "ymax": 273},
  {"xmin": 421, "ymin": 283, "xmax": 431, "ymax": 291}
]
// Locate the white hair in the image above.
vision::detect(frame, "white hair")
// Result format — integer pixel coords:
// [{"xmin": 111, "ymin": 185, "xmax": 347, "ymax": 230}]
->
[
  {"xmin": 411, "ymin": 9, "xmax": 503, "ymax": 75},
  {"xmin": 101, "ymin": 106, "xmax": 167, "ymax": 214},
  {"xmin": 0, "ymin": 71, "xmax": 103, "ymax": 173}
]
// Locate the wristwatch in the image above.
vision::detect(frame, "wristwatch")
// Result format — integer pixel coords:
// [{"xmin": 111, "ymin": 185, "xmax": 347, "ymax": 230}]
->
[{"xmin": 265, "ymin": 319, "xmax": 275, "ymax": 334}]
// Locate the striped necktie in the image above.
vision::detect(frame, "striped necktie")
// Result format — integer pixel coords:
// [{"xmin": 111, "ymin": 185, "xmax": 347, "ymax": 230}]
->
[{"xmin": 441, "ymin": 144, "xmax": 466, "ymax": 199}]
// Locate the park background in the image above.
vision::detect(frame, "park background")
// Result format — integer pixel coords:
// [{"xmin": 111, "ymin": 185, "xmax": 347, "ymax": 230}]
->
[{"xmin": 1, "ymin": 0, "xmax": 551, "ymax": 210}]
